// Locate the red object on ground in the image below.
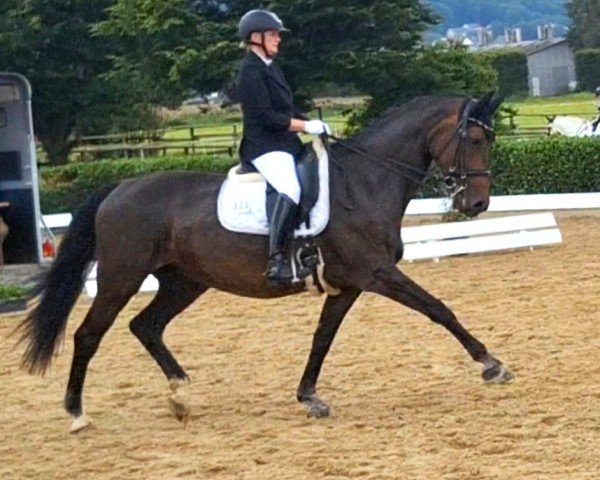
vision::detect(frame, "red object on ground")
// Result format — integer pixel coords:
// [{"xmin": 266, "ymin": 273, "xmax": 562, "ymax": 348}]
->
[{"xmin": 42, "ymin": 236, "xmax": 55, "ymax": 258}]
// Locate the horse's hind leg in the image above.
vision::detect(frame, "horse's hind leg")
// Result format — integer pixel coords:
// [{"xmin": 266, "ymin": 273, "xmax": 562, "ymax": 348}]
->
[
  {"xmin": 65, "ymin": 280, "xmax": 140, "ymax": 433},
  {"xmin": 128, "ymin": 266, "xmax": 207, "ymax": 422},
  {"xmin": 369, "ymin": 266, "xmax": 513, "ymax": 383},
  {"xmin": 297, "ymin": 287, "xmax": 362, "ymax": 418}
]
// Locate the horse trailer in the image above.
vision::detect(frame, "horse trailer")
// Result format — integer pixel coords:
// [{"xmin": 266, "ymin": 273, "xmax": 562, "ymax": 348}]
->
[{"xmin": 0, "ymin": 72, "xmax": 45, "ymax": 264}]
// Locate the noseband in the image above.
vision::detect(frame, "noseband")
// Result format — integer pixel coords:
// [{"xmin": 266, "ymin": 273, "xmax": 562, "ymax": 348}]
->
[{"xmin": 440, "ymin": 99, "xmax": 494, "ymax": 197}]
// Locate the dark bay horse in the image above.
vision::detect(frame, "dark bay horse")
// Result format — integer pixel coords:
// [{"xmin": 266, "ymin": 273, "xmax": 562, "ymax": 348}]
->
[{"xmin": 17, "ymin": 92, "xmax": 511, "ymax": 432}]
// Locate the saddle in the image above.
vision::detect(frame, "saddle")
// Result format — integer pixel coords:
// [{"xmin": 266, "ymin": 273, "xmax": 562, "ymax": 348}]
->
[
  {"xmin": 235, "ymin": 143, "xmax": 320, "ymax": 228},
  {"xmin": 217, "ymin": 138, "xmax": 331, "ymax": 284}
]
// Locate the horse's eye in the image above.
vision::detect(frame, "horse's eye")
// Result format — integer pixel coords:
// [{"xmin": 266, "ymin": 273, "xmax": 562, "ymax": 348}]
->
[{"xmin": 470, "ymin": 137, "xmax": 483, "ymax": 146}]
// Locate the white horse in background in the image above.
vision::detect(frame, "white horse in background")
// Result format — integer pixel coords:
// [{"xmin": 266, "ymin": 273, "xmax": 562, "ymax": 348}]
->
[{"xmin": 547, "ymin": 115, "xmax": 600, "ymax": 137}]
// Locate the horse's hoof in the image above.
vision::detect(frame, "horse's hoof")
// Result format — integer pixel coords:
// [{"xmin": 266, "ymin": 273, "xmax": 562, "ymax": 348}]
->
[
  {"xmin": 482, "ymin": 364, "xmax": 514, "ymax": 384},
  {"xmin": 301, "ymin": 396, "xmax": 330, "ymax": 418},
  {"xmin": 70, "ymin": 414, "xmax": 91, "ymax": 433},
  {"xmin": 169, "ymin": 379, "xmax": 191, "ymax": 423},
  {"xmin": 169, "ymin": 397, "xmax": 190, "ymax": 422}
]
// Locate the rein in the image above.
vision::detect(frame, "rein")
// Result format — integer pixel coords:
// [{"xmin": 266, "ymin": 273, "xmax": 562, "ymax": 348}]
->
[
  {"xmin": 324, "ymin": 98, "xmax": 495, "ymax": 203},
  {"xmin": 326, "ymin": 134, "xmax": 436, "ymax": 192}
]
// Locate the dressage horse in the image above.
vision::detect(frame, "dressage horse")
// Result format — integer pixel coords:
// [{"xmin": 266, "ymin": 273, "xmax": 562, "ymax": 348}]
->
[{"xmin": 17, "ymin": 92, "xmax": 511, "ymax": 432}]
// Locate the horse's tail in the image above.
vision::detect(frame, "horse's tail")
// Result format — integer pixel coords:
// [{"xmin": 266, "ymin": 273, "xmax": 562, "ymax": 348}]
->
[{"xmin": 16, "ymin": 183, "xmax": 118, "ymax": 375}]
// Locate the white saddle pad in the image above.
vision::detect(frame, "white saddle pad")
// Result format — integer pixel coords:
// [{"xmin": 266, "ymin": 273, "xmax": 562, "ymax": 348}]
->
[{"xmin": 217, "ymin": 139, "xmax": 330, "ymax": 236}]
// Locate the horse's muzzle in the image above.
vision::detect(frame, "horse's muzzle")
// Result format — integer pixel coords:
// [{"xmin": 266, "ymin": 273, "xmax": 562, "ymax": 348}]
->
[{"xmin": 453, "ymin": 192, "xmax": 489, "ymax": 217}]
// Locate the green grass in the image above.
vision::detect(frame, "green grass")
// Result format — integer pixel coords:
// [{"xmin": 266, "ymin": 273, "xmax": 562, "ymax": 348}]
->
[
  {"xmin": 503, "ymin": 92, "xmax": 599, "ymax": 129},
  {"xmin": 161, "ymin": 105, "xmax": 350, "ymax": 145},
  {"xmin": 162, "ymin": 94, "xmax": 598, "ymax": 138},
  {"xmin": 0, "ymin": 283, "xmax": 29, "ymax": 302},
  {"xmin": 66, "ymin": 93, "xmax": 599, "ymax": 161}
]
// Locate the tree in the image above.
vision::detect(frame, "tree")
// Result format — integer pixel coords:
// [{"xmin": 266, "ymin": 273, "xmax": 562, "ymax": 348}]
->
[
  {"xmin": 0, "ymin": 0, "xmax": 240, "ymax": 165},
  {"xmin": 0, "ymin": 0, "xmax": 501, "ymax": 164},
  {"xmin": 269, "ymin": 0, "xmax": 441, "ymax": 110},
  {"xmin": 0, "ymin": 0, "xmax": 115, "ymax": 165},
  {"xmin": 184, "ymin": 1, "xmax": 446, "ymax": 120},
  {"xmin": 566, "ymin": 0, "xmax": 600, "ymax": 49},
  {"xmin": 346, "ymin": 46, "xmax": 498, "ymax": 129},
  {"xmin": 96, "ymin": 0, "xmax": 240, "ymax": 108}
]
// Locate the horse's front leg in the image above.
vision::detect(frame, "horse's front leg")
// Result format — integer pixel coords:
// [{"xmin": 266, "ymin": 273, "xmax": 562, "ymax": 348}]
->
[
  {"xmin": 297, "ymin": 287, "xmax": 362, "ymax": 417},
  {"xmin": 367, "ymin": 265, "xmax": 514, "ymax": 383}
]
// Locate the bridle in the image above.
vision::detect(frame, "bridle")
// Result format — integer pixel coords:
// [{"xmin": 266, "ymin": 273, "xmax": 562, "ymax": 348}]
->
[
  {"xmin": 439, "ymin": 98, "xmax": 494, "ymax": 197},
  {"xmin": 326, "ymin": 97, "xmax": 495, "ymax": 199}
]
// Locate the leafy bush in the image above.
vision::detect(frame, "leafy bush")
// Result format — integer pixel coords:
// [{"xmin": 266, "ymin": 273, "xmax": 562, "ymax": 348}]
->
[
  {"xmin": 40, "ymin": 153, "xmax": 236, "ymax": 213},
  {"xmin": 574, "ymin": 49, "xmax": 600, "ymax": 92},
  {"xmin": 491, "ymin": 137, "xmax": 600, "ymax": 194}
]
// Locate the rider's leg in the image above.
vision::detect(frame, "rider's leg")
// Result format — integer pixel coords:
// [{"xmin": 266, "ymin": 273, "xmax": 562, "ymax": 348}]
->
[
  {"xmin": 252, "ymin": 152, "xmax": 301, "ymax": 283},
  {"xmin": 266, "ymin": 193, "xmax": 297, "ymax": 282}
]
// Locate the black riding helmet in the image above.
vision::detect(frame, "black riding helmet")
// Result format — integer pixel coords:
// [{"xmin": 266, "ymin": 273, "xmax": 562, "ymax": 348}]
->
[
  {"xmin": 596, "ymin": 86, "xmax": 600, "ymax": 97},
  {"xmin": 238, "ymin": 10, "xmax": 289, "ymax": 40}
]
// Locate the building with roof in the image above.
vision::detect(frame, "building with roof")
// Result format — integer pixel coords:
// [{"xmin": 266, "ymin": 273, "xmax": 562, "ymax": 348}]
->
[
  {"xmin": 479, "ymin": 25, "xmax": 576, "ymax": 97},
  {"xmin": 523, "ymin": 38, "xmax": 576, "ymax": 96}
]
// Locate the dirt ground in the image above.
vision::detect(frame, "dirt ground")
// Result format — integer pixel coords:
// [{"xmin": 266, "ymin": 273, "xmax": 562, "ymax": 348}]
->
[{"xmin": 0, "ymin": 214, "xmax": 598, "ymax": 480}]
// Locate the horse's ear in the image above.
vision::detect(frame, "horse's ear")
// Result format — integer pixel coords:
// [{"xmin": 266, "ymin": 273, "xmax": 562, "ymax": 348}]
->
[
  {"xmin": 488, "ymin": 92, "xmax": 504, "ymax": 114},
  {"xmin": 471, "ymin": 91, "xmax": 503, "ymax": 122},
  {"xmin": 478, "ymin": 91, "xmax": 495, "ymax": 105},
  {"xmin": 469, "ymin": 91, "xmax": 494, "ymax": 119}
]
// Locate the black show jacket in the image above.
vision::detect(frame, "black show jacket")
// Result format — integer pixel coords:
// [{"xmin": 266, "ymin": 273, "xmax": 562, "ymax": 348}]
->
[{"xmin": 236, "ymin": 51, "xmax": 304, "ymax": 168}]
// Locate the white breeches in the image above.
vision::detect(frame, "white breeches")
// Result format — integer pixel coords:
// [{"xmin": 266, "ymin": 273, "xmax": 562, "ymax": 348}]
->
[{"xmin": 251, "ymin": 151, "xmax": 301, "ymax": 204}]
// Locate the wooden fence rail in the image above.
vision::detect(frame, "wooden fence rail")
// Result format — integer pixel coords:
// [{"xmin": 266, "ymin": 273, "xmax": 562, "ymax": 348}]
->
[{"xmin": 52, "ymin": 113, "xmax": 589, "ymax": 163}]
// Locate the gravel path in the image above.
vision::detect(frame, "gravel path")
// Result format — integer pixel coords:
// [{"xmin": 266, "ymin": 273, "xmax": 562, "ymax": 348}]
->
[{"xmin": 0, "ymin": 263, "xmax": 49, "ymax": 289}]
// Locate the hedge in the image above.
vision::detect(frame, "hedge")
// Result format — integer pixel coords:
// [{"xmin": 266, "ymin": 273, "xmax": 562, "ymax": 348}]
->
[
  {"xmin": 490, "ymin": 137, "xmax": 600, "ymax": 194},
  {"xmin": 40, "ymin": 153, "xmax": 237, "ymax": 213},
  {"xmin": 39, "ymin": 138, "xmax": 600, "ymax": 213},
  {"xmin": 479, "ymin": 49, "xmax": 529, "ymax": 98},
  {"xmin": 574, "ymin": 49, "xmax": 600, "ymax": 92}
]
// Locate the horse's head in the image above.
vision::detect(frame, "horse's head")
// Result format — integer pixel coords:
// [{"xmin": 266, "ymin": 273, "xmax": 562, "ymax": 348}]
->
[{"xmin": 429, "ymin": 91, "xmax": 503, "ymax": 217}]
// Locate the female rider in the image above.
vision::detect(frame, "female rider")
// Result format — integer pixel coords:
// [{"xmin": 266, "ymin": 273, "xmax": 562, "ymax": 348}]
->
[{"xmin": 236, "ymin": 9, "xmax": 329, "ymax": 284}]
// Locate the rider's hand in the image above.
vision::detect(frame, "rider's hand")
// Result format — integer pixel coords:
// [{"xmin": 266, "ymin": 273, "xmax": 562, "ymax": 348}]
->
[{"xmin": 304, "ymin": 120, "xmax": 331, "ymax": 136}]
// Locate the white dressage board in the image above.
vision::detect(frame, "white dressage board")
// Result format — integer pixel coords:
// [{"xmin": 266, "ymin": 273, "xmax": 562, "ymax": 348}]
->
[
  {"xmin": 42, "ymin": 192, "xmax": 600, "ymax": 230},
  {"xmin": 43, "ymin": 192, "xmax": 600, "ymax": 229},
  {"xmin": 405, "ymin": 192, "xmax": 600, "ymax": 215},
  {"xmin": 40, "ymin": 195, "xmax": 580, "ymax": 296},
  {"xmin": 402, "ymin": 212, "xmax": 562, "ymax": 262},
  {"xmin": 82, "ymin": 212, "xmax": 563, "ymax": 297},
  {"xmin": 84, "ymin": 263, "xmax": 159, "ymax": 298}
]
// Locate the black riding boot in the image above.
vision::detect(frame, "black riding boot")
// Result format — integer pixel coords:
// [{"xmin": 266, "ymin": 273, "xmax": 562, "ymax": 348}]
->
[{"xmin": 266, "ymin": 194, "xmax": 297, "ymax": 284}]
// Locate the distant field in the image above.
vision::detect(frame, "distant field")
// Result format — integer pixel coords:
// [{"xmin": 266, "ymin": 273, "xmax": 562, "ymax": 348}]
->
[
  {"xmin": 66, "ymin": 93, "xmax": 598, "ymax": 161},
  {"xmin": 161, "ymin": 100, "xmax": 353, "ymax": 143},
  {"xmin": 161, "ymin": 93, "xmax": 599, "ymax": 139},
  {"xmin": 503, "ymin": 92, "xmax": 599, "ymax": 129}
]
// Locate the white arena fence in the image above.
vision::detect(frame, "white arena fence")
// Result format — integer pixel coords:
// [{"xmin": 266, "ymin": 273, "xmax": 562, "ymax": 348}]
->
[
  {"xmin": 40, "ymin": 192, "xmax": 599, "ymax": 298},
  {"xmin": 402, "ymin": 212, "xmax": 561, "ymax": 262},
  {"xmin": 405, "ymin": 192, "xmax": 600, "ymax": 215}
]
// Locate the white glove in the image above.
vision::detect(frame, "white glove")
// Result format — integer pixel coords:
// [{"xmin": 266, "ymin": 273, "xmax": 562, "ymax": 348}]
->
[{"xmin": 304, "ymin": 119, "xmax": 331, "ymax": 136}]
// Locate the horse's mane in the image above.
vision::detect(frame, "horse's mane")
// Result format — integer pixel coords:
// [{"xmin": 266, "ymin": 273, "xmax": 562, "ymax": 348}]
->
[{"xmin": 348, "ymin": 95, "xmax": 468, "ymax": 144}]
